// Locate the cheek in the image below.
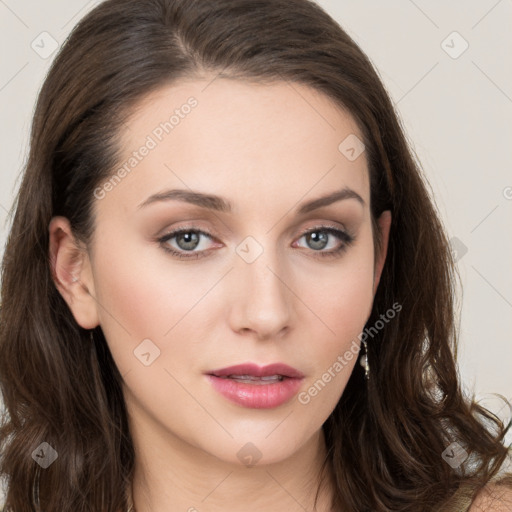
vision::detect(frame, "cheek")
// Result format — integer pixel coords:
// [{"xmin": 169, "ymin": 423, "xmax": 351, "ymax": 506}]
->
[
  {"xmin": 307, "ymin": 252, "xmax": 375, "ymax": 344},
  {"xmin": 295, "ymin": 260, "xmax": 375, "ymax": 415},
  {"xmin": 91, "ymin": 233, "xmax": 220, "ymax": 373},
  {"xmin": 331, "ymin": 266, "xmax": 374, "ymax": 338},
  {"xmin": 296, "ymin": 240, "xmax": 375, "ymax": 399},
  {"xmin": 307, "ymin": 273, "xmax": 373, "ymax": 392}
]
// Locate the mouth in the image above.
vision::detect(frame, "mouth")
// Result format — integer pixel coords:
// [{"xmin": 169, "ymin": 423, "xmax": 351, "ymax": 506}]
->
[
  {"xmin": 205, "ymin": 363, "xmax": 304, "ymax": 409},
  {"xmin": 206, "ymin": 362, "xmax": 304, "ymax": 380},
  {"xmin": 212, "ymin": 375, "xmax": 286, "ymax": 384}
]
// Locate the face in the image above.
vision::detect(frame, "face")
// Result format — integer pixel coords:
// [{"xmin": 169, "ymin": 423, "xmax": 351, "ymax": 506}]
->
[{"xmin": 50, "ymin": 77, "xmax": 390, "ymax": 468}]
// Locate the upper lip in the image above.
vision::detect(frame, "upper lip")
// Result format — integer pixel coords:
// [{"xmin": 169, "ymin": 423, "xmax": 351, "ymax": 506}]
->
[{"xmin": 207, "ymin": 363, "xmax": 304, "ymax": 379}]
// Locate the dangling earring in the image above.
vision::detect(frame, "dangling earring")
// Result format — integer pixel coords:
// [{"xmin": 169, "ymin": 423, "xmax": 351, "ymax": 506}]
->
[{"xmin": 359, "ymin": 339, "xmax": 370, "ymax": 380}]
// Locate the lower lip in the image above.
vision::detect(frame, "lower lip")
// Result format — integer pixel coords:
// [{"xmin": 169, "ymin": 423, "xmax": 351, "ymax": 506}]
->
[{"xmin": 205, "ymin": 375, "xmax": 303, "ymax": 409}]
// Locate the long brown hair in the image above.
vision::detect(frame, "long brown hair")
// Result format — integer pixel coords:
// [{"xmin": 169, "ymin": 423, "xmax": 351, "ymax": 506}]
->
[{"xmin": 1, "ymin": 0, "xmax": 510, "ymax": 510}]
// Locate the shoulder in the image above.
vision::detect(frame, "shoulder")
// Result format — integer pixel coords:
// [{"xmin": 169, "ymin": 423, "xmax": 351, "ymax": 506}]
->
[{"xmin": 469, "ymin": 483, "xmax": 512, "ymax": 511}]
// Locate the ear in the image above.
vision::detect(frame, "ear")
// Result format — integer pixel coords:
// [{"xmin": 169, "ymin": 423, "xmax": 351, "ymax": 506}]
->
[
  {"xmin": 48, "ymin": 216, "xmax": 99, "ymax": 329},
  {"xmin": 372, "ymin": 210, "xmax": 392, "ymax": 296}
]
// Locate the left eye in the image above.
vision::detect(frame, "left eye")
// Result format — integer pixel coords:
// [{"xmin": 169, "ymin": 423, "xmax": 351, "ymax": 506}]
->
[
  {"xmin": 158, "ymin": 226, "xmax": 354, "ymax": 260},
  {"xmin": 294, "ymin": 227, "xmax": 351, "ymax": 252}
]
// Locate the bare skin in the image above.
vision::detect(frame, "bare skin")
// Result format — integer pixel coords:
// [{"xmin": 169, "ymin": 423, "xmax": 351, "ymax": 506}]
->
[{"xmin": 50, "ymin": 77, "xmax": 391, "ymax": 512}]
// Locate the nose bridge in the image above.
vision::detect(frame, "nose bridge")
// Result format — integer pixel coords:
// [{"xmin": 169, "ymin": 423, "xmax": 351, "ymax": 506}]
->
[{"xmin": 230, "ymin": 233, "xmax": 292, "ymax": 337}]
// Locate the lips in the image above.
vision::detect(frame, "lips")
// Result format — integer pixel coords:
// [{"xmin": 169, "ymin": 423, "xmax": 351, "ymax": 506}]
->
[
  {"xmin": 205, "ymin": 363, "xmax": 305, "ymax": 409},
  {"xmin": 207, "ymin": 363, "xmax": 305, "ymax": 379}
]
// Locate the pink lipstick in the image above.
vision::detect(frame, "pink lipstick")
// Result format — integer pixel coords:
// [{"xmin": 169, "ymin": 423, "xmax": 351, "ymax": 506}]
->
[{"xmin": 205, "ymin": 363, "xmax": 304, "ymax": 409}]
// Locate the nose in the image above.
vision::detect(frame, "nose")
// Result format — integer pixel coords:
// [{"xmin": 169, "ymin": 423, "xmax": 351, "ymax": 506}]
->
[{"xmin": 228, "ymin": 246, "xmax": 293, "ymax": 341}]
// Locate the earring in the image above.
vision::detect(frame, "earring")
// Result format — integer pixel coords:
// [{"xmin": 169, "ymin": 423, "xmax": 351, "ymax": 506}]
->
[{"xmin": 359, "ymin": 340, "xmax": 370, "ymax": 380}]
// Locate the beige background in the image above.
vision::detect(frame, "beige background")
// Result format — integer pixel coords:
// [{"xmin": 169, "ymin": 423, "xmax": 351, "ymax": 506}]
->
[{"xmin": 0, "ymin": 0, "xmax": 511, "ymax": 500}]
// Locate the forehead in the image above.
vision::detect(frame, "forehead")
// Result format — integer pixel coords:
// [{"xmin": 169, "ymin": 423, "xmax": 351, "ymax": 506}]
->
[{"xmin": 102, "ymin": 77, "xmax": 370, "ymax": 215}]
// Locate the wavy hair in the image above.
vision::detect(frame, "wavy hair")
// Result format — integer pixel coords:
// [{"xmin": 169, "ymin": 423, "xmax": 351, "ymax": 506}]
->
[{"xmin": 1, "ymin": 0, "xmax": 511, "ymax": 510}]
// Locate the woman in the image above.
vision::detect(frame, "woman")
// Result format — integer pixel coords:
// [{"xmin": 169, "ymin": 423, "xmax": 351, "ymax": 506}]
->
[{"xmin": 0, "ymin": 0, "xmax": 510, "ymax": 510}]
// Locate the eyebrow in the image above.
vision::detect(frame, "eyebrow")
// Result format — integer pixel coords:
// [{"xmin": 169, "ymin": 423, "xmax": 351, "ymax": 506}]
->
[{"xmin": 137, "ymin": 187, "xmax": 365, "ymax": 214}]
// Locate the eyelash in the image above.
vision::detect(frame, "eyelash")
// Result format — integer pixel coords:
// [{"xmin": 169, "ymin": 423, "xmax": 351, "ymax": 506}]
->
[{"xmin": 157, "ymin": 224, "xmax": 355, "ymax": 261}]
